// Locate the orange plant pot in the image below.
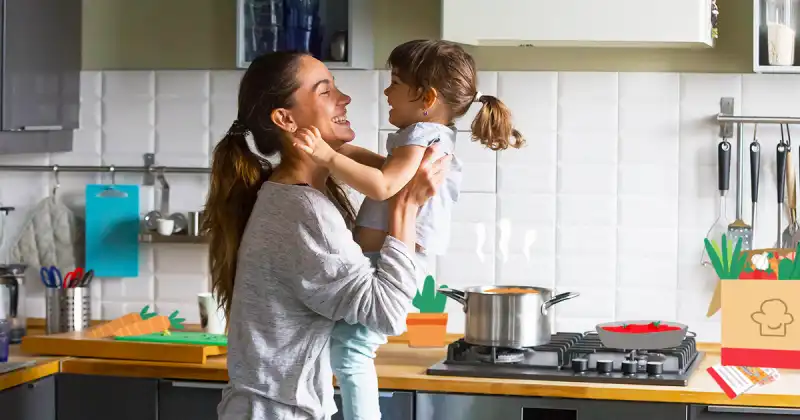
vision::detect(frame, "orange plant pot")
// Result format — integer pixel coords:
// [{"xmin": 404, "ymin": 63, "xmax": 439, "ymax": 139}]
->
[{"xmin": 406, "ymin": 313, "xmax": 448, "ymax": 348}]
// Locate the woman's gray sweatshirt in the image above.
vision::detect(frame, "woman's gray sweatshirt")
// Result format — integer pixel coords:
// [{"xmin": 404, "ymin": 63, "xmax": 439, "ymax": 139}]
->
[{"xmin": 217, "ymin": 182, "xmax": 418, "ymax": 420}]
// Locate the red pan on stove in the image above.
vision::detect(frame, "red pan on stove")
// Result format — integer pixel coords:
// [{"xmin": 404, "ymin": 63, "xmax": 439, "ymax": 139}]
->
[{"xmin": 595, "ymin": 320, "xmax": 693, "ymax": 350}]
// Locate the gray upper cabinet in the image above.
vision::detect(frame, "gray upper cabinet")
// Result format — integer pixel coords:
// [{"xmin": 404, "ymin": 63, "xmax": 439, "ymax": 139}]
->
[{"xmin": 0, "ymin": 0, "xmax": 81, "ymax": 153}]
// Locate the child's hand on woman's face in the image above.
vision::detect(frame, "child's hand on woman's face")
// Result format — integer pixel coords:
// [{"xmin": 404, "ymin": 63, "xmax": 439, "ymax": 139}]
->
[{"xmin": 293, "ymin": 126, "xmax": 336, "ymax": 165}]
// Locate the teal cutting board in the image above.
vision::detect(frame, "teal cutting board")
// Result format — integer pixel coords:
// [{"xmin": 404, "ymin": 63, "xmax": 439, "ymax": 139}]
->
[
  {"xmin": 114, "ymin": 332, "xmax": 228, "ymax": 346},
  {"xmin": 85, "ymin": 184, "xmax": 140, "ymax": 277}
]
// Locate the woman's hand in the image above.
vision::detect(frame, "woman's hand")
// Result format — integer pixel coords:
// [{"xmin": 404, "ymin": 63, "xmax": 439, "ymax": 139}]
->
[
  {"xmin": 293, "ymin": 126, "xmax": 336, "ymax": 165},
  {"xmin": 393, "ymin": 145, "xmax": 451, "ymax": 208}
]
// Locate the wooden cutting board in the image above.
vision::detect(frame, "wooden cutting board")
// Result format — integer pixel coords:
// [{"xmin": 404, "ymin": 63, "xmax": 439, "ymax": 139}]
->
[{"xmin": 20, "ymin": 331, "xmax": 226, "ymax": 364}]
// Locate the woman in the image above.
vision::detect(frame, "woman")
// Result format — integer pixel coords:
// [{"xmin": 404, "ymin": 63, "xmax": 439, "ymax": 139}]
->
[{"xmin": 203, "ymin": 51, "xmax": 450, "ymax": 420}]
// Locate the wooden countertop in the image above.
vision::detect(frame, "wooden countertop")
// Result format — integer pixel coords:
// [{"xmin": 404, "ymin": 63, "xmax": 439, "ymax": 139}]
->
[
  {"xmin": 6, "ymin": 329, "xmax": 800, "ymax": 408},
  {"xmin": 0, "ymin": 346, "xmax": 61, "ymax": 392},
  {"xmin": 55, "ymin": 342, "xmax": 800, "ymax": 408}
]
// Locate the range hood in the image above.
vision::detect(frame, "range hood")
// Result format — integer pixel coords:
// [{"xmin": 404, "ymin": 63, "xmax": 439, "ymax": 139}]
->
[{"xmin": 441, "ymin": 0, "xmax": 715, "ymax": 48}]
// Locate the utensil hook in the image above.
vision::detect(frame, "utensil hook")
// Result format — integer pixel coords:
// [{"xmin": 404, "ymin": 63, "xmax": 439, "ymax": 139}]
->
[
  {"xmin": 157, "ymin": 168, "xmax": 170, "ymax": 215},
  {"xmin": 781, "ymin": 124, "xmax": 786, "ymax": 145},
  {"xmin": 787, "ymin": 124, "xmax": 792, "ymax": 147},
  {"xmin": 51, "ymin": 165, "xmax": 60, "ymax": 198},
  {"xmin": 753, "ymin": 123, "xmax": 759, "ymax": 143},
  {"xmin": 96, "ymin": 165, "xmax": 128, "ymax": 198}
]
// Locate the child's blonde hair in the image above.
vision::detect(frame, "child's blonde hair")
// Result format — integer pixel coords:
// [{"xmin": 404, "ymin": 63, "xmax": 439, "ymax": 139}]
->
[{"xmin": 387, "ymin": 39, "xmax": 524, "ymax": 151}]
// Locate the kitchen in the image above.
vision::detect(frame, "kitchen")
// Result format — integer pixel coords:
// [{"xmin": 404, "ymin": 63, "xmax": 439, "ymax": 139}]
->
[{"xmin": 3, "ymin": 0, "xmax": 800, "ymax": 418}]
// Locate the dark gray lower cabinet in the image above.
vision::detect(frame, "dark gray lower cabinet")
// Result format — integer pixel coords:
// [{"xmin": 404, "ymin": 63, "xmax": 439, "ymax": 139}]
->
[
  {"xmin": 332, "ymin": 389, "xmax": 414, "ymax": 420},
  {"xmin": 158, "ymin": 379, "xmax": 225, "ymax": 420},
  {"xmin": 690, "ymin": 405, "xmax": 800, "ymax": 419},
  {"xmin": 0, "ymin": 375, "xmax": 55, "ymax": 420},
  {"xmin": 416, "ymin": 393, "xmax": 690, "ymax": 420},
  {"xmin": 57, "ymin": 374, "xmax": 158, "ymax": 420}
]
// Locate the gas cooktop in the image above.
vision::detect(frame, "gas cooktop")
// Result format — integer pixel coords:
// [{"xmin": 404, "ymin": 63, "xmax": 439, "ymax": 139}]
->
[{"xmin": 426, "ymin": 332, "xmax": 704, "ymax": 386}]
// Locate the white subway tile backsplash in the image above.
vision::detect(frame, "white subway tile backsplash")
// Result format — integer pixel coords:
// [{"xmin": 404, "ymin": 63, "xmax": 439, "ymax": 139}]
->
[{"xmin": 9, "ymin": 69, "xmax": 800, "ymax": 343}]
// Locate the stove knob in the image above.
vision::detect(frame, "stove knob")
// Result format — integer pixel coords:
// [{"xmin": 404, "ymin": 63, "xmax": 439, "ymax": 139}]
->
[
  {"xmin": 646, "ymin": 361, "xmax": 664, "ymax": 376},
  {"xmin": 596, "ymin": 360, "xmax": 613, "ymax": 374},
  {"xmin": 622, "ymin": 360, "xmax": 637, "ymax": 375},
  {"xmin": 571, "ymin": 358, "xmax": 588, "ymax": 373}
]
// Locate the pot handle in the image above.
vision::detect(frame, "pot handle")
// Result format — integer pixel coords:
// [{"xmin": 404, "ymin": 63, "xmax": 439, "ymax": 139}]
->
[
  {"xmin": 437, "ymin": 288, "xmax": 466, "ymax": 307},
  {"xmin": 541, "ymin": 291, "xmax": 580, "ymax": 316}
]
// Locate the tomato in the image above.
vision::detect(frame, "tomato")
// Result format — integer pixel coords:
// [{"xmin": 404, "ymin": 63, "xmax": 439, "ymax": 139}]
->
[
  {"xmin": 602, "ymin": 322, "xmax": 681, "ymax": 334},
  {"xmin": 739, "ymin": 270, "xmax": 777, "ymax": 280}
]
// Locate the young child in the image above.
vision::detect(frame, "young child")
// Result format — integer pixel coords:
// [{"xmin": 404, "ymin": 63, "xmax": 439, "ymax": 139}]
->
[{"xmin": 293, "ymin": 39, "xmax": 524, "ymax": 419}]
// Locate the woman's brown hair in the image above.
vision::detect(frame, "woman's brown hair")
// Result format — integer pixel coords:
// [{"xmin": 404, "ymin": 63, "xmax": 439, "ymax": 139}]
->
[
  {"xmin": 387, "ymin": 39, "xmax": 524, "ymax": 151},
  {"xmin": 202, "ymin": 51, "xmax": 355, "ymax": 320}
]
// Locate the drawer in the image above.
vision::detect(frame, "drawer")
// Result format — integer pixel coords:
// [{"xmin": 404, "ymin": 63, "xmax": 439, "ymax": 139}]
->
[
  {"xmin": 333, "ymin": 389, "xmax": 414, "ymax": 420},
  {"xmin": 691, "ymin": 405, "xmax": 800, "ymax": 419}
]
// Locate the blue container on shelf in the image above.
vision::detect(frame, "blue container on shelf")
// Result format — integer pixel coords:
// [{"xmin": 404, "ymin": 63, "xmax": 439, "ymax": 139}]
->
[
  {"xmin": 244, "ymin": 0, "xmax": 286, "ymax": 61},
  {"xmin": 284, "ymin": 0, "xmax": 321, "ymax": 55}
]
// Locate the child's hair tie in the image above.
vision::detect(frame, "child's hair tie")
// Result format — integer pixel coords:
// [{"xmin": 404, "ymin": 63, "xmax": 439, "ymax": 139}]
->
[{"xmin": 474, "ymin": 91, "xmax": 483, "ymax": 103}]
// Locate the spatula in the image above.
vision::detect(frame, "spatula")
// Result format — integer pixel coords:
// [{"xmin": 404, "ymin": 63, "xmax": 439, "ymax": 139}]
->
[
  {"xmin": 728, "ymin": 137, "xmax": 753, "ymax": 250},
  {"xmin": 702, "ymin": 140, "xmax": 731, "ymax": 266}
]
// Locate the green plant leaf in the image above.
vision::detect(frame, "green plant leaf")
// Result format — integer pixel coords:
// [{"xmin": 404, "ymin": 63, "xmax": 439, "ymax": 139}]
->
[
  {"xmin": 729, "ymin": 237, "xmax": 746, "ymax": 279},
  {"xmin": 791, "ymin": 243, "xmax": 800, "ymax": 279},
  {"xmin": 726, "ymin": 241, "xmax": 734, "ymax": 270},
  {"xmin": 704, "ymin": 238, "xmax": 725, "ymax": 278},
  {"xmin": 721, "ymin": 234, "xmax": 729, "ymax": 273},
  {"xmin": 139, "ymin": 305, "xmax": 158, "ymax": 320},
  {"xmin": 412, "ymin": 275, "xmax": 448, "ymax": 313},
  {"xmin": 711, "ymin": 240, "xmax": 722, "ymax": 260},
  {"xmin": 779, "ymin": 258, "xmax": 795, "ymax": 280},
  {"xmin": 167, "ymin": 310, "xmax": 186, "ymax": 329}
]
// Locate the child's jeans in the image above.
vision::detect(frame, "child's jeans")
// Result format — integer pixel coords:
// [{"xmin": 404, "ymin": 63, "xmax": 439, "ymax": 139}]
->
[{"xmin": 330, "ymin": 251, "xmax": 429, "ymax": 420}]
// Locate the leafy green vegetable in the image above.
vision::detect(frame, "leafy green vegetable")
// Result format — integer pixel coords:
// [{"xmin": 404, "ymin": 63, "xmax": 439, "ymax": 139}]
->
[
  {"xmin": 167, "ymin": 310, "xmax": 186, "ymax": 330},
  {"xmin": 777, "ymin": 242, "xmax": 800, "ymax": 280},
  {"xmin": 139, "ymin": 305, "xmax": 158, "ymax": 320},
  {"xmin": 704, "ymin": 234, "xmax": 747, "ymax": 279},
  {"xmin": 412, "ymin": 275, "xmax": 448, "ymax": 313}
]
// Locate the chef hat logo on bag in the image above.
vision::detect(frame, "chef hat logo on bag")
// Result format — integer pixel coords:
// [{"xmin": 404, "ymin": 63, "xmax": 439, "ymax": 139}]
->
[{"xmin": 751, "ymin": 299, "xmax": 794, "ymax": 337}]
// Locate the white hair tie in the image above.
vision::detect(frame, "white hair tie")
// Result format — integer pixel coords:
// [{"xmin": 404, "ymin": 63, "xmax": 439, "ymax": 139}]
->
[{"xmin": 474, "ymin": 91, "xmax": 483, "ymax": 103}]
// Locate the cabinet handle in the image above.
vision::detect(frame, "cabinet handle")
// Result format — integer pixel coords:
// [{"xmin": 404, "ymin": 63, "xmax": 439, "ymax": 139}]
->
[
  {"xmin": 333, "ymin": 389, "xmax": 394, "ymax": 398},
  {"xmin": 15, "ymin": 125, "xmax": 64, "ymax": 131},
  {"xmin": 169, "ymin": 380, "xmax": 227, "ymax": 390},
  {"xmin": 707, "ymin": 405, "xmax": 800, "ymax": 416}
]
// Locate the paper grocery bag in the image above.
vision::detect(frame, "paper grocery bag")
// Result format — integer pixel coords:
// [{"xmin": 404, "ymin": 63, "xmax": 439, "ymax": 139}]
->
[
  {"xmin": 721, "ymin": 280, "xmax": 800, "ymax": 369},
  {"xmin": 708, "ymin": 248, "xmax": 795, "ymax": 317}
]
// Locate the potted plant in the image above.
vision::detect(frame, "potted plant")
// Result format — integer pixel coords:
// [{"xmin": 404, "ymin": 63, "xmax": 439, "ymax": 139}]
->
[{"xmin": 406, "ymin": 275, "xmax": 449, "ymax": 347}]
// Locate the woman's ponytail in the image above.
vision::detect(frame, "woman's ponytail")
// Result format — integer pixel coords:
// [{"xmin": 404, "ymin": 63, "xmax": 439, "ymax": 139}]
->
[
  {"xmin": 470, "ymin": 95, "xmax": 525, "ymax": 151},
  {"xmin": 203, "ymin": 120, "xmax": 270, "ymax": 321}
]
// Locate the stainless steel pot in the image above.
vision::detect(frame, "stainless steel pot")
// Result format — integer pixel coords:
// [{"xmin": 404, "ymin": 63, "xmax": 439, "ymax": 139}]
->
[{"xmin": 438, "ymin": 286, "xmax": 579, "ymax": 348}]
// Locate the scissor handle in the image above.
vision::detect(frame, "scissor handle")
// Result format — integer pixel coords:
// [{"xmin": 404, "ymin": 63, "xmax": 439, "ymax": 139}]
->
[
  {"xmin": 63, "ymin": 271, "xmax": 83, "ymax": 288},
  {"xmin": 40, "ymin": 266, "xmax": 61, "ymax": 287}
]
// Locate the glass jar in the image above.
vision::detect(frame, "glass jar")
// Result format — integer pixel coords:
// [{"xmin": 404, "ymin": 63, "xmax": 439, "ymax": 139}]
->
[{"xmin": 765, "ymin": 0, "xmax": 799, "ymax": 65}]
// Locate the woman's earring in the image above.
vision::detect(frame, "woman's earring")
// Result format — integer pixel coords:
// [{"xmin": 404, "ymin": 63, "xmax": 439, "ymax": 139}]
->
[{"xmin": 423, "ymin": 110, "xmax": 428, "ymax": 116}]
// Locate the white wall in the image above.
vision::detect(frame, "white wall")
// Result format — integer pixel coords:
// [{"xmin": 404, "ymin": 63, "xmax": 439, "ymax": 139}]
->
[{"xmin": 3, "ymin": 70, "xmax": 795, "ymax": 342}]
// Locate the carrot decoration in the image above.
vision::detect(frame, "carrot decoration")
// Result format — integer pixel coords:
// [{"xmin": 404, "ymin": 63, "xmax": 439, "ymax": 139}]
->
[
  {"xmin": 112, "ymin": 310, "xmax": 186, "ymax": 337},
  {"xmin": 85, "ymin": 305, "xmax": 158, "ymax": 338}
]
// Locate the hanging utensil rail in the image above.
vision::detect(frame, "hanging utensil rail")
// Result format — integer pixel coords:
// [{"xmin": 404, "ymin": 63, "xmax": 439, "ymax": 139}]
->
[{"xmin": 0, "ymin": 153, "xmax": 208, "ymax": 186}]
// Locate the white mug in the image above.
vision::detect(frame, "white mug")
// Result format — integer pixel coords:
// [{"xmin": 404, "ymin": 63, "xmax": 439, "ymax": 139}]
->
[
  {"xmin": 198, "ymin": 292, "xmax": 227, "ymax": 335},
  {"xmin": 157, "ymin": 218, "xmax": 175, "ymax": 236}
]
